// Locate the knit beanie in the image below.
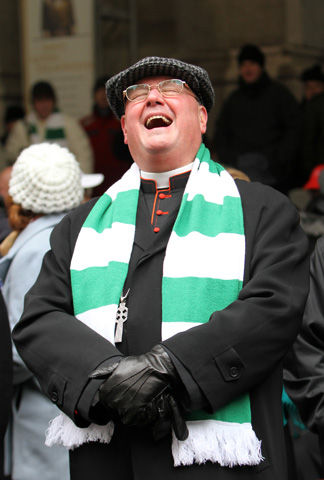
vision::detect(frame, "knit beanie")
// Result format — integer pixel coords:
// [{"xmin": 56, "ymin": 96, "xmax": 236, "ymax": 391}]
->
[
  {"xmin": 9, "ymin": 143, "xmax": 84, "ymax": 214},
  {"xmin": 237, "ymin": 44, "xmax": 265, "ymax": 67}
]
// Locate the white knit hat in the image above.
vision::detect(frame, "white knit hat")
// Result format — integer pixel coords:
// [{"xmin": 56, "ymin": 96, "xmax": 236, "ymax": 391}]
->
[{"xmin": 9, "ymin": 143, "xmax": 84, "ymax": 214}]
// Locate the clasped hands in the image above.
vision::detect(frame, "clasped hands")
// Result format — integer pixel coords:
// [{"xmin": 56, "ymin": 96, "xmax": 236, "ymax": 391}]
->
[{"xmin": 89, "ymin": 345, "xmax": 188, "ymax": 441}]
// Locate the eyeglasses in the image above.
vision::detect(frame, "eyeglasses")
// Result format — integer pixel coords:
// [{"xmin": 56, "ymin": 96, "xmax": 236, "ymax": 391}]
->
[{"xmin": 123, "ymin": 79, "xmax": 198, "ymax": 104}]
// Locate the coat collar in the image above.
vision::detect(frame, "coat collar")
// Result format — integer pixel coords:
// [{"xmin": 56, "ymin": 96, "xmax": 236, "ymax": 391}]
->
[{"xmin": 140, "ymin": 169, "xmax": 191, "ymax": 193}]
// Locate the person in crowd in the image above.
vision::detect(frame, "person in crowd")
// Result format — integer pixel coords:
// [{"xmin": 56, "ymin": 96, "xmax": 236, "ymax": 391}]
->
[
  {"xmin": 303, "ymin": 164, "xmax": 324, "ymax": 215},
  {"xmin": 300, "ymin": 64, "xmax": 324, "ymax": 104},
  {"xmin": 1, "ymin": 106, "xmax": 24, "ymax": 148},
  {"xmin": 299, "ymin": 64, "xmax": 324, "ymax": 180},
  {"xmin": 0, "ymin": 142, "xmax": 84, "ymax": 480},
  {"xmin": 80, "ymin": 75, "xmax": 132, "ymax": 196},
  {"xmin": 0, "ymin": 167, "xmax": 13, "ymax": 246},
  {"xmin": 12, "ymin": 56, "xmax": 309, "ymax": 480},
  {"xmin": 0, "ymin": 106, "xmax": 24, "ymax": 171},
  {"xmin": 213, "ymin": 44, "xmax": 302, "ymax": 193},
  {"xmin": 293, "ymin": 165, "xmax": 324, "ymax": 253},
  {"xmin": 0, "ymin": 290, "xmax": 12, "ymax": 480},
  {"xmin": 0, "ymin": 167, "xmax": 103, "ymax": 257},
  {"xmin": 282, "ymin": 387, "xmax": 324, "ymax": 480},
  {"xmin": 284, "ymin": 235, "xmax": 324, "ymax": 478},
  {"xmin": 5, "ymin": 80, "xmax": 94, "ymax": 174}
]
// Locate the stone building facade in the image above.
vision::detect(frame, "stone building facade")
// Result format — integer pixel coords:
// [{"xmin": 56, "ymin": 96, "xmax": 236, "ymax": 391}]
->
[{"xmin": 0, "ymin": 0, "xmax": 324, "ymax": 144}]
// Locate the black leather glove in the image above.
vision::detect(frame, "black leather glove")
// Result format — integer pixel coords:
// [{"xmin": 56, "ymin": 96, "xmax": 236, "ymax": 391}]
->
[
  {"xmin": 150, "ymin": 390, "xmax": 189, "ymax": 441},
  {"xmin": 89, "ymin": 345, "xmax": 188, "ymax": 440}
]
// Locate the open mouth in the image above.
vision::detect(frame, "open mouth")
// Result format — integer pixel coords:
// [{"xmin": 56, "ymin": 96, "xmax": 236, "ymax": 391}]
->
[{"xmin": 145, "ymin": 115, "xmax": 172, "ymax": 130}]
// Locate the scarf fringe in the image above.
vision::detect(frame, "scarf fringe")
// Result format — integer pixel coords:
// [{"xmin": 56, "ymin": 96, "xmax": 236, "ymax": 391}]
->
[
  {"xmin": 45, "ymin": 413, "xmax": 114, "ymax": 450},
  {"xmin": 45, "ymin": 416, "xmax": 263, "ymax": 468},
  {"xmin": 172, "ymin": 420, "xmax": 264, "ymax": 467}
]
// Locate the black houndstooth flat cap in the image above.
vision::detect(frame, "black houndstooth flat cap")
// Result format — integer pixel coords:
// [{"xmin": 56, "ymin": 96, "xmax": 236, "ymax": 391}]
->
[{"xmin": 106, "ymin": 56, "xmax": 215, "ymax": 119}]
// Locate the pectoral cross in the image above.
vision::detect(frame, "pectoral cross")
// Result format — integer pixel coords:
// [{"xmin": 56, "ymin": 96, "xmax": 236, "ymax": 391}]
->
[{"xmin": 115, "ymin": 289, "xmax": 130, "ymax": 343}]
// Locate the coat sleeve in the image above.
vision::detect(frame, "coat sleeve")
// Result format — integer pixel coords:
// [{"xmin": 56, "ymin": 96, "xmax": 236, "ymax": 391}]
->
[
  {"xmin": 162, "ymin": 181, "xmax": 309, "ymax": 413},
  {"xmin": 12, "ymin": 201, "xmax": 123, "ymax": 427},
  {"xmin": 284, "ymin": 235, "xmax": 324, "ymax": 436}
]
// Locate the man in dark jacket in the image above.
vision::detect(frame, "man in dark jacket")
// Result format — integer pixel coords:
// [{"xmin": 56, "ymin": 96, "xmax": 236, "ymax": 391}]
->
[
  {"xmin": 300, "ymin": 65, "xmax": 324, "ymax": 180},
  {"xmin": 284, "ymin": 235, "xmax": 324, "ymax": 476},
  {"xmin": 213, "ymin": 44, "xmax": 302, "ymax": 193},
  {"xmin": 13, "ymin": 56, "xmax": 309, "ymax": 480}
]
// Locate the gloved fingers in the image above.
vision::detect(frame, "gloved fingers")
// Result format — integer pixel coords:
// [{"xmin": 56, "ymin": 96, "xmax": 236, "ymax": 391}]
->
[
  {"xmin": 121, "ymin": 404, "xmax": 155, "ymax": 428},
  {"xmin": 118, "ymin": 379, "xmax": 163, "ymax": 426},
  {"xmin": 149, "ymin": 391, "xmax": 189, "ymax": 442},
  {"xmin": 89, "ymin": 348, "xmax": 178, "ymax": 424},
  {"xmin": 150, "ymin": 393, "xmax": 172, "ymax": 442},
  {"xmin": 96, "ymin": 356, "xmax": 170, "ymax": 417},
  {"xmin": 89, "ymin": 361, "xmax": 121, "ymax": 379},
  {"xmin": 120, "ymin": 384, "xmax": 170, "ymax": 428},
  {"xmin": 133, "ymin": 389, "xmax": 189, "ymax": 443},
  {"xmin": 166, "ymin": 392, "xmax": 189, "ymax": 441}
]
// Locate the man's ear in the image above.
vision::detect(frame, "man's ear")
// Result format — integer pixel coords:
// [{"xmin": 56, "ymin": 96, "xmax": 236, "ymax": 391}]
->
[
  {"xmin": 121, "ymin": 115, "xmax": 128, "ymax": 144},
  {"xmin": 198, "ymin": 106, "xmax": 208, "ymax": 134}
]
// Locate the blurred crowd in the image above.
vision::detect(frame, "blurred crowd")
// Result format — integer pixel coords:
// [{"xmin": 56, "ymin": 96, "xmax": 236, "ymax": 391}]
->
[{"xmin": 0, "ymin": 45, "xmax": 324, "ymax": 480}]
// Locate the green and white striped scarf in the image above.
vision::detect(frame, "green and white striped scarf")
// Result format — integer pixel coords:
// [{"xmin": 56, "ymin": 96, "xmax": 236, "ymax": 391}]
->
[
  {"xmin": 27, "ymin": 111, "xmax": 68, "ymax": 147},
  {"xmin": 46, "ymin": 144, "xmax": 263, "ymax": 467}
]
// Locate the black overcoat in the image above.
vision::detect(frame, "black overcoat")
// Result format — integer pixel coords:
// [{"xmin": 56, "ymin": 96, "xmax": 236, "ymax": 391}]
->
[{"xmin": 13, "ymin": 179, "xmax": 309, "ymax": 480}]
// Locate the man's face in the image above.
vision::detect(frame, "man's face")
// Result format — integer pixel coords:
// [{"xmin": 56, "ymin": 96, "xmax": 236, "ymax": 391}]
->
[
  {"xmin": 120, "ymin": 76, "xmax": 207, "ymax": 172},
  {"xmin": 239, "ymin": 60, "xmax": 263, "ymax": 84},
  {"xmin": 33, "ymin": 97, "xmax": 55, "ymax": 120}
]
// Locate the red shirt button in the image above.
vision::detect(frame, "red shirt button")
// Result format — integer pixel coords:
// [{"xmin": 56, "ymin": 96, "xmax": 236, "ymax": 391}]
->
[
  {"xmin": 156, "ymin": 210, "xmax": 163, "ymax": 215},
  {"xmin": 159, "ymin": 193, "xmax": 166, "ymax": 199},
  {"xmin": 153, "ymin": 227, "xmax": 160, "ymax": 233}
]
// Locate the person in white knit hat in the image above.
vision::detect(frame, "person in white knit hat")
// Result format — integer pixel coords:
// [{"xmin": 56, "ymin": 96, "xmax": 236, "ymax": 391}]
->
[{"xmin": 0, "ymin": 142, "xmax": 83, "ymax": 480}]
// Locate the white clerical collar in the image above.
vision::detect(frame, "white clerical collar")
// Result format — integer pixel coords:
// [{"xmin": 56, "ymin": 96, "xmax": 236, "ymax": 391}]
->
[{"xmin": 140, "ymin": 162, "xmax": 194, "ymax": 189}]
